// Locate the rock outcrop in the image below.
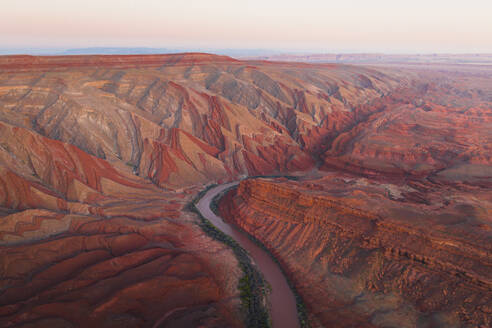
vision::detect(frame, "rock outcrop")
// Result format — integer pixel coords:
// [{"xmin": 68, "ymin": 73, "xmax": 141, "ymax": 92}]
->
[
  {"xmin": 0, "ymin": 119, "xmax": 244, "ymax": 327},
  {"xmin": 0, "ymin": 53, "xmax": 405, "ymax": 187},
  {"xmin": 220, "ymin": 177, "xmax": 492, "ymax": 327},
  {"xmin": 322, "ymin": 75, "xmax": 492, "ymax": 183}
]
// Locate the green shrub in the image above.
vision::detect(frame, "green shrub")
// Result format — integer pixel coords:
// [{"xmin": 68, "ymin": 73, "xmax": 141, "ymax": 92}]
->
[
  {"xmin": 191, "ymin": 179, "xmax": 311, "ymax": 328},
  {"xmin": 190, "ymin": 200, "xmax": 271, "ymax": 327}
]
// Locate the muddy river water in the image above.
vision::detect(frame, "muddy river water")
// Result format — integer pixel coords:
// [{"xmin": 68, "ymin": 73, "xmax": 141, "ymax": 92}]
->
[{"xmin": 195, "ymin": 182, "xmax": 300, "ymax": 328}]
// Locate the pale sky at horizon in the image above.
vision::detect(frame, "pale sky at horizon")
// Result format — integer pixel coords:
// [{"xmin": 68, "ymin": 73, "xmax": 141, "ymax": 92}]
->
[{"xmin": 1, "ymin": 0, "xmax": 492, "ymax": 53}]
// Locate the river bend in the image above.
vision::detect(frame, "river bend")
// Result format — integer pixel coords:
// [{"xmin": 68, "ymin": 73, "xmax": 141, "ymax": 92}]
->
[{"xmin": 195, "ymin": 182, "xmax": 300, "ymax": 328}]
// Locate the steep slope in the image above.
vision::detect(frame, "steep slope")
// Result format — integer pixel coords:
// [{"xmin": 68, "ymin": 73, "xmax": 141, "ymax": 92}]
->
[
  {"xmin": 322, "ymin": 72, "xmax": 492, "ymax": 182},
  {"xmin": 0, "ymin": 53, "xmax": 403, "ymax": 187},
  {"xmin": 0, "ymin": 120, "xmax": 244, "ymax": 327},
  {"xmin": 220, "ymin": 177, "xmax": 492, "ymax": 328},
  {"xmin": 217, "ymin": 65, "xmax": 492, "ymax": 327}
]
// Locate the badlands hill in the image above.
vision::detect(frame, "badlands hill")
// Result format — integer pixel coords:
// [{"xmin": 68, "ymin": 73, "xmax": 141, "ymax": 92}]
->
[{"xmin": 0, "ymin": 53, "xmax": 490, "ymax": 327}]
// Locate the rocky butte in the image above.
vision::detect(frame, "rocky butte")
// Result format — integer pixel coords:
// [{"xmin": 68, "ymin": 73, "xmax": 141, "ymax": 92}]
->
[{"xmin": 0, "ymin": 53, "xmax": 490, "ymax": 327}]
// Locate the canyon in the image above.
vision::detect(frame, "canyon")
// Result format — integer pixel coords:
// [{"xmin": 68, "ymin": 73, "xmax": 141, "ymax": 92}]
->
[
  {"xmin": 219, "ymin": 176, "xmax": 492, "ymax": 327},
  {"xmin": 0, "ymin": 53, "xmax": 490, "ymax": 327}
]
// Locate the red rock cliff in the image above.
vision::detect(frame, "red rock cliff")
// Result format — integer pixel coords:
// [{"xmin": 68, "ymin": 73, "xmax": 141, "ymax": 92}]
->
[{"xmin": 220, "ymin": 178, "xmax": 492, "ymax": 327}]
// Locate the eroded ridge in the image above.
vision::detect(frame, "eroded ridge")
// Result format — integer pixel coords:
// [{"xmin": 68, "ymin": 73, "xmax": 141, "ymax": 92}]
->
[{"xmin": 220, "ymin": 178, "xmax": 492, "ymax": 327}]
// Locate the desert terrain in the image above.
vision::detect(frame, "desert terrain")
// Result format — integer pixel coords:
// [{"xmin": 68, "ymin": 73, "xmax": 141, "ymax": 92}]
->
[{"xmin": 0, "ymin": 53, "xmax": 490, "ymax": 327}]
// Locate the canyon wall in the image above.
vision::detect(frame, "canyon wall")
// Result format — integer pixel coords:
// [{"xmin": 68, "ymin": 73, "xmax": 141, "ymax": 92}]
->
[
  {"xmin": 0, "ymin": 119, "xmax": 245, "ymax": 327},
  {"xmin": 220, "ymin": 178, "xmax": 492, "ymax": 327},
  {"xmin": 0, "ymin": 53, "xmax": 405, "ymax": 189}
]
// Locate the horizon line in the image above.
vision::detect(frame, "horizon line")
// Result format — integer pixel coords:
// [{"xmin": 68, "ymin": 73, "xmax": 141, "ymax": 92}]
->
[{"xmin": 1, "ymin": 47, "xmax": 492, "ymax": 57}]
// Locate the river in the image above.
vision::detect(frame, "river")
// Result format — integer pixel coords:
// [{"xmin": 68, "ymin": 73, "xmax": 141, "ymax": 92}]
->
[{"xmin": 195, "ymin": 182, "xmax": 300, "ymax": 328}]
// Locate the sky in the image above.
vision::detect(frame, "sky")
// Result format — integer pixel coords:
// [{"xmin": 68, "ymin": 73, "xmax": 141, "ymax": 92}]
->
[{"xmin": 1, "ymin": 0, "xmax": 492, "ymax": 53}]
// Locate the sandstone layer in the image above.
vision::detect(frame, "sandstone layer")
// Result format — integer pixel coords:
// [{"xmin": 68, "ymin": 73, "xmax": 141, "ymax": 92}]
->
[
  {"xmin": 220, "ymin": 175, "xmax": 492, "ymax": 327},
  {"xmin": 217, "ymin": 60, "xmax": 492, "ymax": 327},
  {"xmin": 0, "ymin": 119, "xmax": 244, "ymax": 327}
]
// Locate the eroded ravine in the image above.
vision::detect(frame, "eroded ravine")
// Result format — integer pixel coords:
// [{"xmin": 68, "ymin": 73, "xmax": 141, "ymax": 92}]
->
[{"xmin": 196, "ymin": 182, "xmax": 300, "ymax": 328}]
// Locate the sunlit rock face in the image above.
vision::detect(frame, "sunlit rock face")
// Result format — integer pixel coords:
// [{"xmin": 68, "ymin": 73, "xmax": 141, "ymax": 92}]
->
[
  {"xmin": 220, "ymin": 176, "xmax": 492, "ymax": 328},
  {"xmin": 217, "ymin": 64, "xmax": 492, "ymax": 328},
  {"xmin": 0, "ymin": 53, "xmax": 406, "ymax": 188},
  {"xmin": 0, "ymin": 118, "xmax": 244, "ymax": 327},
  {"xmin": 0, "ymin": 53, "xmax": 491, "ymax": 327}
]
